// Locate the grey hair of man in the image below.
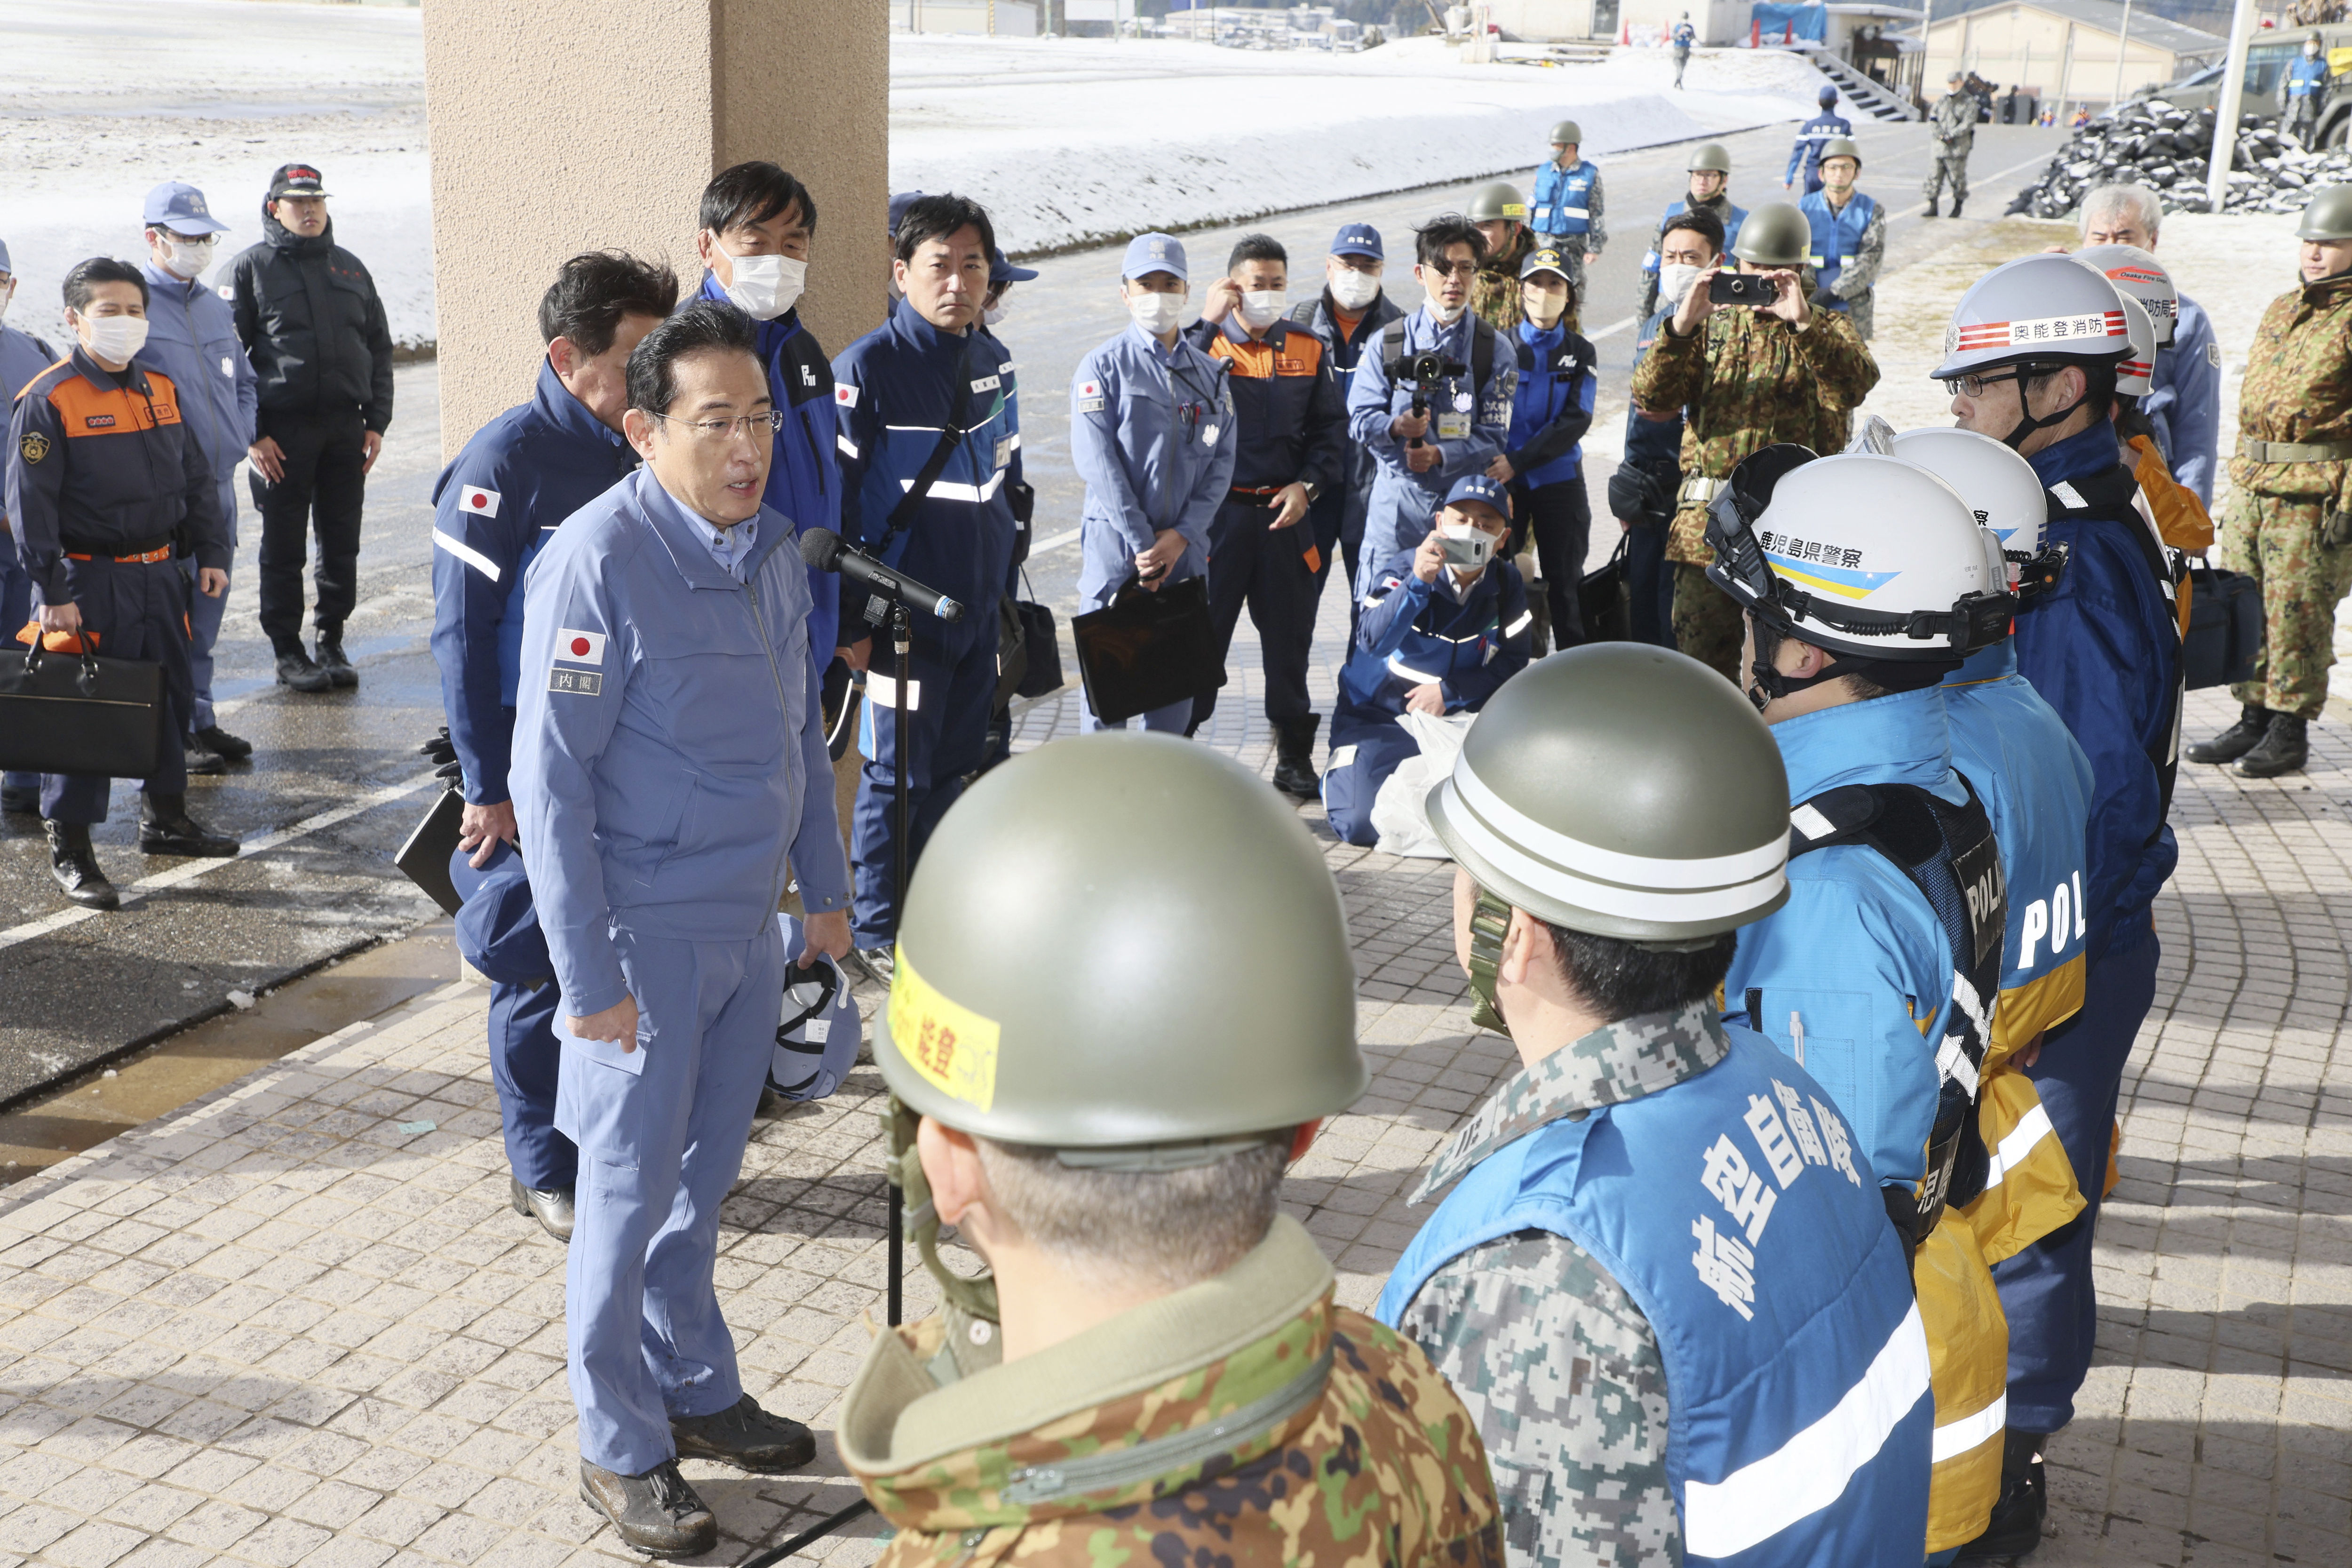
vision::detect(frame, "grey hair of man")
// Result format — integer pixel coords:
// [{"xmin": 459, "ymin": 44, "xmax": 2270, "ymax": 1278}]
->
[
  {"xmin": 972, "ymin": 1137, "xmax": 1290, "ymax": 1293},
  {"xmin": 2079, "ymin": 183, "xmax": 2162, "ymax": 245}
]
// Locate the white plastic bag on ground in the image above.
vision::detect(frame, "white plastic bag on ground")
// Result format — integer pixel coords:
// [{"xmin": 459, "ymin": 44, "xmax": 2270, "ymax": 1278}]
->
[{"xmin": 1370, "ymin": 710, "xmax": 1476, "ymax": 858}]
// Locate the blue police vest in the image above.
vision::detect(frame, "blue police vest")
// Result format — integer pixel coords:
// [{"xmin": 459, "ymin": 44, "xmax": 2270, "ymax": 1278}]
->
[
  {"xmin": 1800, "ymin": 191, "xmax": 1876, "ymax": 305},
  {"xmin": 1531, "ymin": 160, "xmax": 1598, "ymax": 237},
  {"xmin": 2288, "ymin": 56, "xmax": 2328, "ymax": 99},
  {"xmin": 1379, "ymin": 1028, "xmax": 1933, "ymax": 1566}
]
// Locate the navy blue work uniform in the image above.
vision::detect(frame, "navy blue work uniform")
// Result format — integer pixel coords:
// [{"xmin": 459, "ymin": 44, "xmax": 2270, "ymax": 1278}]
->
[
  {"xmin": 1619, "ymin": 309, "xmax": 1683, "ymax": 647},
  {"xmin": 1, "ymin": 316, "xmax": 60, "ymax": 803},
  {"xmin": 8, "ymin": 347, "xmax": 227, "ymax": 824},
  {"xmin": 1070, "ymin": 320, "xmax": 1238, "ymax": 732},
  {"xmin": 832, "ymin": 299, "xmax": 1021, "ymax": 949},
  {"xmin": 512, "ymin": 465, "xmax": 850, "ymax": 1479},
  {"xmin": 695, "ymin": 273, "xmax": 842, "ymax": 668},
  {"xmin": 1292, "ymin": 285, "xmax": 1403, "ymax": 629},
  {"xmin": 1183, "ymin": 313, "xmax": 1348, "ymax": 730},
  {"xmin": 429, "ymin": 358, "xmax": 638, "ymax": 1193},
  {"xmin": 1998, "ymin": 421, "xmax": 2182, "ymax": 1436},
  {"xmin": 1322, "ymin": 545, "xmax": 1531, "ymax": 846},
  {"xmin": 1785, "ymin": 108, "xmax": 1854, "ymax": 193},
  {"xmin": 1503, "ymin": 318, "xmax": 1596, "ymax": 646},
  {"xmin": 1346, "ymin": 309, "xmax": 1518, "ymax": 572}
]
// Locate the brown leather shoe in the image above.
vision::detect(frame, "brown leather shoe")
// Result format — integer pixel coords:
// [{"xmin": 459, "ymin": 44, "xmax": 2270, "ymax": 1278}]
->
[
  {"xmin": 670, "ymin": 1393, "xmax": 815, "ymax": 1473},
  {"xmin": 578, "ymin": 1459, "xmax": 715, "ymax": 1559}
]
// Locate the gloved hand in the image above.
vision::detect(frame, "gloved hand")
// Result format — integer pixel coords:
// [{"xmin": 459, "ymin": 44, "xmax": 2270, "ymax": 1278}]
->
[
  {"xmin": 1811, "ymin": 285, "xmax": 1840, "ymax": 309},
  {"xmin": 419, "ymin": 726, "xmax": 457, "ymax": 768}
]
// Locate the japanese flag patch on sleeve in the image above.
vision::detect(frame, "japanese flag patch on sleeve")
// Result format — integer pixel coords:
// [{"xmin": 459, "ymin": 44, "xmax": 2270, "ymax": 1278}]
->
[
  {"xmin": 1076, "ymin": 379, "xmax": 1105, "ymax": 413},
  {"xmin": 555, "ymin": 629, "xmax": 606, "ymax": 666},
  {"xmin": 549, "ymin": 628, "xmax": 607, "ymax": 696},
  {"xmin": 460, "ymin": 485, "xmax": 502, "ymax": 518},
  {"xmin": 834, "ymin": 383, "xmax": 859, "ymax": 408}
]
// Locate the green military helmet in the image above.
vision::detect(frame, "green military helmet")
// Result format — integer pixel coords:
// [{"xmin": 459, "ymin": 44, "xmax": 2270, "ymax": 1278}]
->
[
  {"xmin": 2296, "ymin": 183, "xmax": 2352, "ymax": 241},
  {"xmin": 1550, "ymin": 119, "xmax": 1583, "ymax": 146},
  {"xmin": 1733, "ymin": 201, "xmax": 1814, "ymax": 267},
  {"xmin": 876, "ymin": 731, "xmax": 1367, "ymax": 1158},
  {"xmin": 1469, "ymin": 180, "xmax": 1530, "ymax": 224},
  {"xmin": 1426, "ymin": 644, "xmax": 1792, "ymax": 947},
  {"xmin": 1687, "ymin": 142, "xmax": 1732, "ymax": 174},
  {"xmin": 1819, "ymin": 135, "xmax": 1863, "ymax": 169}
]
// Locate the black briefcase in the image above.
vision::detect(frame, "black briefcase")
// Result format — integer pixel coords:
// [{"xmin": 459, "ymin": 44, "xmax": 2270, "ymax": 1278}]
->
[
  {"xmin": 395, "ymin": 787, "xmax": 467, "ymax": 917},
  {"xmin": 1071, "ymin": 574, "xmax": 1226, "ymax": 725},
  {"xmin": 993, "ymin": 593, "xmax": 1030, "ymax": 712},
  {"xmin": 1578, "ymin": 540, "xmax": 1633, "ymax": 645},
  {"xmin": 0, "ymin": 645, "xmax": 167, "ymax": 780},
  {"xmin": 2182, "ymin": 563, "xmax": 2264, "ymax": 690}
]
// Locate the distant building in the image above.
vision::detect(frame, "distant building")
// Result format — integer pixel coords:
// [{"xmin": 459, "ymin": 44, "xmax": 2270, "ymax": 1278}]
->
[
  {"xmin": 892, "ymin": 0, "xmax": 1042, "ymax": 36},
  {"xmin": 1925, "ymin": 0, "xmax": 2226, "ymax": 107}
]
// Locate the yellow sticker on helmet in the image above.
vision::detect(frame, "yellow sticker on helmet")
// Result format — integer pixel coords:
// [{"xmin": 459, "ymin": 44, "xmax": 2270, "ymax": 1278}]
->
[{"xmin": 888, "ymin": 947, "xmax": 999, "ymax": 1113}]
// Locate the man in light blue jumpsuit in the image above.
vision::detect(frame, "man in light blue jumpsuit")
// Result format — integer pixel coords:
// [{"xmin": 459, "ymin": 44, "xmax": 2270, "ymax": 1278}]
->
[
  {"xmin": 0, "ymin": 237, "xmax": 59, "ymax": 816},
  {"xmin": 1070, "ymin": 232, "xmax": 1237, "ymax": 732},
  {"xmin": 430, "ymin": 251, "xmax": 675, "ymax": 1241},
  {"xmin": 135, "ymin": 182, "xmax": 258, "ymax": 769},
  {"xmin": 833, "ymin": 194, "xmax": 1022, "ymax": 970},
  {"xmin": 1783, "ymin": 87, "xmax": 1853, "ymax": 195},
  {"xmin": 1346, "ymin": 214, "xmax": 1517, "ymax": 575},
  {"xmin": 512, "ymin": 302, "xmax": 851, "ymax": 1558}
]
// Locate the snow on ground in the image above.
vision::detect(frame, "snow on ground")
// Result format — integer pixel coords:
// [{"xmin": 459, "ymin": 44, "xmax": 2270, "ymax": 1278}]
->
[
  {"xmin": 0, "ymin": 0, "xmax": 431, "ymax": 350},
  {"xmin": 891, "ymin": 34, "xmax": 1828, "ymax": 254}
]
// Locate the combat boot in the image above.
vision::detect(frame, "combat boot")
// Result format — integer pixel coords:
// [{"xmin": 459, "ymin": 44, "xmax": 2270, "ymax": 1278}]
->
[
  {"xmin": 1925, "ymin": 197, "xmax": 1941, "ymax": 218},
  {"xmin": 2234, "ymin": 713, "xmax": 2308, "ymax": 779},
  {"xmin": 2186, "ymin": 704, "xmax": 2270, "ymax": 764},
  {"xmin": 44, "ymin": 821, "xmax": 119, "ymax": 910},
  {"xmin": 139, "ymin": 795, "xmax": 239, "ymax": 858},
  {"xmin": 1952, "ymin": 195, "xmax": 1966, "ymax": 218},
  {"xmin": 1955, "ymin": 1427, "xmax": 2048, "ymax": 1560},
  {"xmin": 1271, "ymin": 715, "xmax": 1323, "ymax": 798},
  {"xmin": 315, "ymin": 635, "xmax": 358, "ymax": 688}
]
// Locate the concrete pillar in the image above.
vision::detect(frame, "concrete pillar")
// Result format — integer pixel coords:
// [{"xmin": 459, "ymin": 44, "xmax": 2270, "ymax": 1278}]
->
[{"xmin": 421, "ymin": 0, "xmax": 890, "ymax": 458}]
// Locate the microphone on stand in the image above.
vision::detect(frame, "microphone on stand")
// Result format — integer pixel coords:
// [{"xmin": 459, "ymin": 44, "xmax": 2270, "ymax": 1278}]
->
[{"xmin": 799, "ymin": 528, "xmax": 965, "ymax": 623}]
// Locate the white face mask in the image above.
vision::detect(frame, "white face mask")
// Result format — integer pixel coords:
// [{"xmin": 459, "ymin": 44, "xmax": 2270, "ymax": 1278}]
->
[
  {"xmin": 0, "ymin": 280, "xmax": 14, "ymax": 321},
  {"xmin": 83, "ymin": 314, "xmax": 150, "ymax": 363},
  {"xmin": 1424, "ymin": 285, "xmax": 1467, "ymax": 324},
  {"xmin": 161, "ymin": 238, "xmax": 215, "ymax": 280},
  {"xmin": 1659, "ymin": 262, "xmax": 1704, "ymax": 311},
  {"xmin": 720, "ymin": 251, "xmax": 806, "ymax": 320},
  {"xmin": 1128, "ymin": 289, "xmax": 1186, "ymax": 336},
  {"xmin": 1328, "ymin": 267, "xmax": 1381, "ymax": 311},
  {"xmin": 1238, "ymin": 288, "xmax": 1287, "ymax": 328},
  {"xmin": 984, "ymin": 294, "xmax": 1011, "ymax": 326}
]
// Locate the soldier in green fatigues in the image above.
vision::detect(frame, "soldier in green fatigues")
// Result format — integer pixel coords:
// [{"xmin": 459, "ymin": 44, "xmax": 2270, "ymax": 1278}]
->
[
  {"xmin": 836, "ymin": 733, "xmax": 1504, "ymax": 1568},
  {"xmin": 1925, "ymin": 72, "xmax": 1976, "ymax": 218},
  {"xmin": 1470, "ymin": 181, "xmax": 1538, "ymax": 335},
  {"xmin": 2190, "ymin": 184, "xmax": 2352, "ymax": 779},
  {"xmin": 1626, "ymin": 203, "xmax": 1879, "ymax": 681}
]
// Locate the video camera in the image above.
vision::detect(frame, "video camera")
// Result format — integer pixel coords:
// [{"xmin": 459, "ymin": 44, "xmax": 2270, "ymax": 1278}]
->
[{"xmin": 1390, "ymin": 349, "xmax": 1466, "ymax": 449}]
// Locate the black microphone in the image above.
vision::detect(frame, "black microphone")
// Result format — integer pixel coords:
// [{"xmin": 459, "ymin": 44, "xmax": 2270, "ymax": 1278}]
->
[{"xmin": 798, "ymin": 528, "xmax": 965, "ymax": 623}]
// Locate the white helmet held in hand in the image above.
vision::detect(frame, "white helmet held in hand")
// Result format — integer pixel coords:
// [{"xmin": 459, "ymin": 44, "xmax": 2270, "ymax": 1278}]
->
[
  {"xmin": 2071, "ymin": 243, "xmax": 2176, "ymax": 348},
  {"xmin": 1890, "ymin": 426, "xmax": 2067, "ymax": 602}
]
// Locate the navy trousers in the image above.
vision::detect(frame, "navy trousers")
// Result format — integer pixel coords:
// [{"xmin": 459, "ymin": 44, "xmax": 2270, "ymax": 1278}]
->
[
  {"xmin": 491, "ymin": 979, "xmax": 576, "ymax": 1192},
  {"xmin": 1995, "ymin": 923, "xmax": 2162, "ymax": 1433},
  {"xmin": 41, "ymin": 554, "xmax": 192, "ymax": 824},
  {"xmin": 1, "ymin": 540, "xmax": 35, "ymax": 798},
  {"xmin": 1192, "ymin": 494, "xmax": 1325, "ymax": 730},
  {"xmin": 1624, "ymin": 522, "xmax": 1676, "ymax": 648},
  {"xmin": 850, "ymin": 626, "xmax": 995, "ymax": 949},
  {"xmin": 1320, "ymin": 716, "xmax": 1422, "ymax": 847}
]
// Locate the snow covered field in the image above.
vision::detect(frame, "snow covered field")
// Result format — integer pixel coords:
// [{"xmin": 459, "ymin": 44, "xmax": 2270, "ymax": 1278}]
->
[{"xmin": 0, "ymin": 2, "xmax": 1823, "ymax": 350}]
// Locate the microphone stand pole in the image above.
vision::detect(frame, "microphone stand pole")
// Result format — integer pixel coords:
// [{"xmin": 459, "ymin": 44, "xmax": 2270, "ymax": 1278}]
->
[{"xmin": 887, "ymin": 596, "xmax": 911, "ymax": 1331}]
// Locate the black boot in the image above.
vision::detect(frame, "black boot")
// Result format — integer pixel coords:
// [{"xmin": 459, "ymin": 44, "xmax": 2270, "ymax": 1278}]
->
[
  {"xmin": 139, "ymin": 795, "xmax": 239, "ymax": 858},
  {"xmin": 1952, "ymin": 195, "xmax": 1966, "ymax": 218},
  {"xmin": 670, "ymin": 1394, "xmax": 816, "ymax": 1472},
  {"xmin": 193, "ymin": 724, "xmax": 253, "ymax": 762},
  {"xmin": 1924, "ymin": 196, "xmax": 1940, "ymax": 218},
  {"xmin": 1955, "ymin": 1427, "xmax": 2047, "ymax": 1561},
  {"xmin": 275, "ymin": 649, "xmax": 333, "ymax": 692},
  {"xmin": 2234, "ymin": 712, "xmax": 2308, "ymax": 779},
  {"xmin": 315, "ymin": 635, "xmax": 358, "ymax": 688},
  {"xmin": 1271, "ymin": 715, "xmax": 1322, "ymax": 798},
  {"xmin": 44, "ymin": 820, "xmax": 119, "ymax": 910},
  {"xmin": 2186, "ymin": 704, "xmax": 2269, "ymax": 764},
  {"xmin": 183, "ymin": 734, "xmax": 228, "ymax": 777}
]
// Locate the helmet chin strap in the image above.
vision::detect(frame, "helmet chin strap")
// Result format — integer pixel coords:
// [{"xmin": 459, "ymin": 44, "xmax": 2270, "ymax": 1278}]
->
[
  {"xmin": 1465, "ymin": 887, "xmax": 1515, "ymax": 1035},
  {"xmin": 1997, "ymin": 369, "xmax": 2087, "ymax": 452},
  {"xmin": 1745, "ymin": 613, "xmax": 1859, "ymax": 714}
]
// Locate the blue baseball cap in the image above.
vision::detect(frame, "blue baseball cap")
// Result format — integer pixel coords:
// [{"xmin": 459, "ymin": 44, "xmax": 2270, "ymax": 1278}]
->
[
  {"xmin": 1445, "ymin": 473, "xmax": 1512, "ymax": 516},
  {"xmin": 1330, "ymin": 223, "xmax": 1383, "ymax": 261},
  {"xmin": 990, "ymin": 247, "xmax": 1038, "ymax": 286},
  {"xmin": 144, "ymin": 180, "xmax": 229, "ymax": 237},
  {"xmin": 447, "ymin": 840, "xmax": 553, "ymax": 987},
  {"xmin": 1122, "ymin": 232, "xmax": 1188, "ymax": 283},
  {"xmin": 887, "ymin": 190, "xmax": 927, "ymax": 238}
]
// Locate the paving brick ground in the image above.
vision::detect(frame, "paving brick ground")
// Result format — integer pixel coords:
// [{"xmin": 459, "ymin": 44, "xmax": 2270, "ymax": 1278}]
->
[{"xmin": 0, "ymin": 560, "xmax": 2347, "ymax": 1567}]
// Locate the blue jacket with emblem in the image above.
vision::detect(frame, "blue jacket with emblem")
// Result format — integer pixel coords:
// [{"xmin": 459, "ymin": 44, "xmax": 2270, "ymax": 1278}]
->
[
  {"xmin": 1070, "ymin": 319, "xmax": 1237, "ymax": 600},
  {"xmin": 833, "ymin": 299, "xmax": 1020, "ymax": 649},
  {"xmin": 0, "ymin": 323, "xmax": 60, "ymax": 538},
  {"xmin": 1726, "ymin": 687, "xmax": 1971, "ymax": 1194},
  {"xmin": 1798, "ymin": 190, "xmax": 1877, "ymax": 307},
  {"xmin": 1785, "ymin": 111, "xmax": 1854, "ymax": 191},
  {"xmin": 511, "ymin": 466, "xmax": 851, "ymax": 1019},
  {"xmin": 1378, "ymin": 1026, "xmax": 1933, "ymax": 1568},
  {"xmin": 1340, "ymin": 546, "xmax": 1532, "ymax": 720},
  {"xmin": 2145, "ymin": 291, "xmax": 2220, "ymax": 508},
  {"xmin": 696, "ymin": 274, "xmax": 843, "ymax": 663},
  {"xmin": 429, "ymin": 359, "xmax": 639, "ymax": 806},
  {"xmin": 1346, "ymin": 307, "xmax": 1518, "ymax": 564},
  {"xmin": 135, "ymin": 262, "xmax": 256, "ymax": 528},
  {"xmin": 1506, "ymin": 319, "xmax": 1596, "ymax": 489},
  {"xmin": 1529, "ymin": 158, "xmax": 1600, "ymax": 239},
  {"xmin": 2015, "ymin": 422, "xmax": 2179, "ymax": 960}
]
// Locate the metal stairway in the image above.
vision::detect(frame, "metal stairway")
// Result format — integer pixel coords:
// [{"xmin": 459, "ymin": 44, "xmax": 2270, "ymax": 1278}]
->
[{"xmin": 1787, "ymin": 44, "xmax": 1922, "ymax": 121}]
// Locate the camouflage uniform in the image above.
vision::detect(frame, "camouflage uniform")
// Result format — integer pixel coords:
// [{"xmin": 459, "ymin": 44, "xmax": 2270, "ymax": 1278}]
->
[
  {"xmin": 1636, "ymin": 191, "xmax": 1741, "ymax": 320},
  {"xmin": 840, "ymin": 1215, "xmax": 1505, "ymax": 1568},
  {"xmin": 1472, "ymin": 225, "xmax": 1537, "ymax": 335},
  {"xmin": 1394, "ymin": 1003, "xmax": 1729, "ymax": 1568},
  {"xmin": 1925, "ymin": 89, "xmax": 1976, "ymax": 209},
  {"xmin": 2224, "ymin": 268, "xmax": 2352, "ymax": 718},
  {"xmin": 1627, "ymin": 300, "xmax": 1879, "ymax": 679},
  {"xmin": 1820, "ymin": 194, "xmax": 1886, "ymax": 341}
]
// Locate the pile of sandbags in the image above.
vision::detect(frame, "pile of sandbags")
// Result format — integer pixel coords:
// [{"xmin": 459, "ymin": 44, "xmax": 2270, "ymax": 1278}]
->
[{"xmin": 2007, "ymin": 99, "xmax": 2352, "ymax": 219}]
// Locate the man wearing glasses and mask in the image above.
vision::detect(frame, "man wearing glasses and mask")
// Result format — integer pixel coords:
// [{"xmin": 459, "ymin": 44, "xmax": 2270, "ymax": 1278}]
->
[{"xmin": 511, "ymin": 301, "xmax": 852, "ymax": 1557}]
